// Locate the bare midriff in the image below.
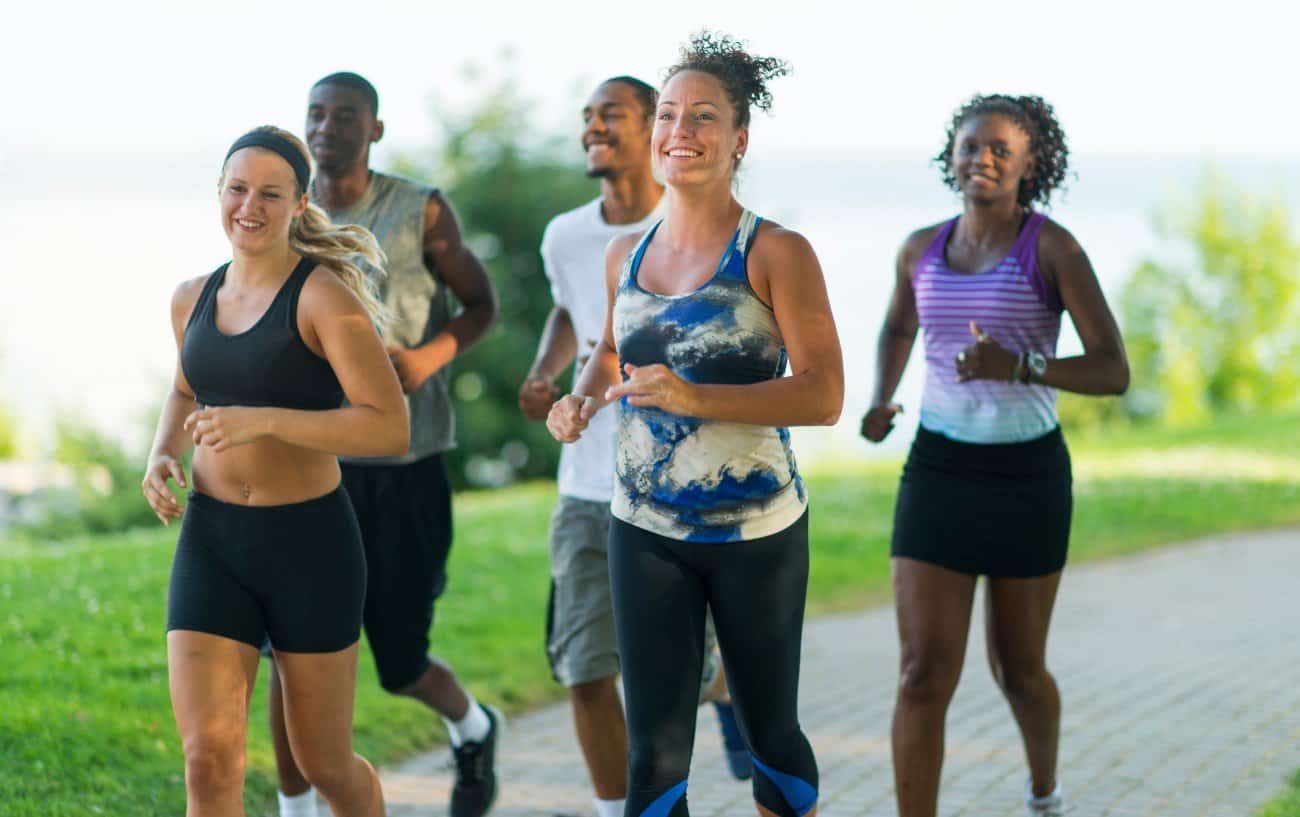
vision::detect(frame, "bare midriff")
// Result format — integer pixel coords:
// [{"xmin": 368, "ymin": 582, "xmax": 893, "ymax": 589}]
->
[{"xmin": 192, "ymin": 437, "xmax": 340, "ymax": 506}]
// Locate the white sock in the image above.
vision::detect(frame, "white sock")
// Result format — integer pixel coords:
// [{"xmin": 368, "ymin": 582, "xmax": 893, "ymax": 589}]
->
[
  {"xmin": 277, "ymin": 788, "xmax": 318, "ymax": 817},
  {"xmin": 595, "ymin": 797, "xmax": 625, "ymax": 817},
  {"xmin": 444, "ymin": 695, "xmax": 491, "ymax": 747},
  {"xmin": 1027, "ymin": 779, "xmax": 1063, "ymax": 804}
]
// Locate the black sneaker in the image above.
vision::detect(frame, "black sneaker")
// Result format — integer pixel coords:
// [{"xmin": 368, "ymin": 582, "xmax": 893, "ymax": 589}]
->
[{"xmin": 450, "ymin": 705, "xmax": 502, "ymax": 817}]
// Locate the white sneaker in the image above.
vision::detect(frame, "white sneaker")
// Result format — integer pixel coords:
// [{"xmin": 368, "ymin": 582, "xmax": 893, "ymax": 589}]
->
[{"xmin": 1025, "ymin": 778, "xmax": 1065, "ymax": 816}]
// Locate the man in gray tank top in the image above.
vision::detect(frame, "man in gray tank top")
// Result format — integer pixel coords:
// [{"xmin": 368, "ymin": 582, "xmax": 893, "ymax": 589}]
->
[{"xmin": 263, "ymin": 72, "xmax": 502, "ymax": 817}]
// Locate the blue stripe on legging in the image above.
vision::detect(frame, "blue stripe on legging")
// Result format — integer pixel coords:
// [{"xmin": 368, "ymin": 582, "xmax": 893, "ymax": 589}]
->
[
  {"xmin": 639, "ymin": 780, "xmax": 688, "ymax": 817},
  {"xmin": 752, "ymin": 755, "xmax": 817, "ymax": 816}
]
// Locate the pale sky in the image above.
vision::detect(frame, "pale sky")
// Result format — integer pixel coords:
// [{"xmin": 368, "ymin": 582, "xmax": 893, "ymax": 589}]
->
[
  {"xmin": 1, "ymin": 0, "xmax": 1297, "ymax": 454},
  {"xmin": 4, "ymin": 0, "xmax": 1297, "ymax": 165}
]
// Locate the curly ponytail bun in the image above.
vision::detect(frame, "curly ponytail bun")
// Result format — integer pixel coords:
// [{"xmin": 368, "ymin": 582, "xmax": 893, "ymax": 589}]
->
[{"xmin": 663, "ymin": 31, "xmax": 791, "ymax": 128}]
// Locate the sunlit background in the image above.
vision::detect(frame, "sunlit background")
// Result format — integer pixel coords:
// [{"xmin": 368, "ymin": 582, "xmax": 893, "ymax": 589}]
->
[
  {"xmin": 5, "ymin": 9, "xmax": 1300, "ymax": 815},
  {"xmin": 2, "ymin": 0, "xmax": 1297, "ymax": 478}
]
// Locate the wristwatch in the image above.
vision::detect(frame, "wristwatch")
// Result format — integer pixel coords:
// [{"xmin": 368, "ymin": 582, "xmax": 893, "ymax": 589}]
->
[{"xmin": 1023, "ymin": 351, "xmax": 1048, "ymax": 383}]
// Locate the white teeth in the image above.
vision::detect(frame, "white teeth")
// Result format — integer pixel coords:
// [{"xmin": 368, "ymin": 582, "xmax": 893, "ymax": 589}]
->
[
  {"xmin": 236, "ymin": 219, "xmax": 262, "ymax": 229},
  {"xmin": 668, "ymin": 149, "xmax": 700, "ymax": 158}
]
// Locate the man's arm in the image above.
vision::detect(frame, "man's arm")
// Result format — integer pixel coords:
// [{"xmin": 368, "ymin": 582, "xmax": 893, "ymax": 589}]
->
[
  {"xmin": 519, "ymin": 305, "xmax": 578, "ymax": 420},
  {"xmin": 388, "ymin": 191, "xmax": 500, "ymax": 393}
]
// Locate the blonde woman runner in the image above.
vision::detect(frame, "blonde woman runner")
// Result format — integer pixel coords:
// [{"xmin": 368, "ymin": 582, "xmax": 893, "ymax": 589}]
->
[{"xmin": 142, "ymin": 126, "xmax": 406, "ymax": 817}]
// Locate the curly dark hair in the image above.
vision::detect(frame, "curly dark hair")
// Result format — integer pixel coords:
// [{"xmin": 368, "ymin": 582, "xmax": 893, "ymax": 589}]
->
[
  {"xmin": 935, "ymin": 94, "xmax": 1070, "ymax": 207},
  {"xmin": 662, "ymin": 31, "xmax": 791, "ymax": 128}
]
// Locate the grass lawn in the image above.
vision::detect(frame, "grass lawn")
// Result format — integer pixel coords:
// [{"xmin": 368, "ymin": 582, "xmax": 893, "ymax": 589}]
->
[
  {"xmin": 1259, "ymin": 772, "xmax": 1300, "ymax": 817},
  {"xmin": 2, "ymin": 413, "xmax": 1299, "ymax": 816}
]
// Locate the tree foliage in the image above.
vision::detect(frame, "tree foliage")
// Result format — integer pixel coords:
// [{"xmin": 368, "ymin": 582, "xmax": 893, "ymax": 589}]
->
[
  {"xmin": 393, "ymin": 73, "xmax": 597, "ymax": 487},
  {"xmin": 1118, "ymin": 173, "xmax": 1300, "ymax": 425},
  {"xmin": 16, "ymin": 413, "xmax": 159, "ymax": 539},
  {"xmin": 1061, "ymin": 173, "xmax": 1300, "ymax": 431},
  {"xmin": 0, "ymin": 403, "xmax": 17, "ymax": 459}
]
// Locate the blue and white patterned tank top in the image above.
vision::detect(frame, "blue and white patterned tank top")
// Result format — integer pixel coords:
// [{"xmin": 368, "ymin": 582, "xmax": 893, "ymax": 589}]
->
[{"xmin": 611, "ymin": 210, "xmax": 807, "ymax": 543}]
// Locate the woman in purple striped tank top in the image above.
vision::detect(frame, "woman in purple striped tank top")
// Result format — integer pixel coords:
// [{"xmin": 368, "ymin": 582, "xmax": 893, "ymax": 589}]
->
[{"xmin": 861, "ymin": 95, "xmax": 1129, "ymax": 817}]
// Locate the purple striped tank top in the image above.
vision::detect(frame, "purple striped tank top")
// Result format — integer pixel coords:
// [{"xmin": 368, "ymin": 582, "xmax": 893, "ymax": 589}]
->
[{"xmin": 914, "ymin": 212, "xmax": 1062, "ymax": 443}]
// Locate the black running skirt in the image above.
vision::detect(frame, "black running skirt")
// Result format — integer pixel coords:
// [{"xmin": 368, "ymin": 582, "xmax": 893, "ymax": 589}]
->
[{"xmin": 890, "ymin": 426, "xmax": 1072, "ymax": 578}]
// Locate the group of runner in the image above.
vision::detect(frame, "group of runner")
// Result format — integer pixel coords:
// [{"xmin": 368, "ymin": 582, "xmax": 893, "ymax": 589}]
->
[{"xmin": 142, "ymin": 30, "xmax": 1128, "ymax": 817}]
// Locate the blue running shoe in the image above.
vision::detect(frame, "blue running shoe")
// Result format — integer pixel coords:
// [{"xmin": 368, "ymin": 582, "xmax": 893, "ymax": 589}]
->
[{"xmin": 712, "ymin": 701, "xmax": 752, "ymax": 781}]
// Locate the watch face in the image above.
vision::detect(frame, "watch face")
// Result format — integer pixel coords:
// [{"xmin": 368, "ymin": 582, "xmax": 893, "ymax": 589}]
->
[{"xmin": 1029, "ymin": 352, "xmax": 1048, "ymax": 377}]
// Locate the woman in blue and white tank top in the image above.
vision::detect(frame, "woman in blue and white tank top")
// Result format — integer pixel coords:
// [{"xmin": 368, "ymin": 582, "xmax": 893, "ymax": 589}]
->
[
  {"xmin": 861, "ymin": 96, "xmax": 1129, "ymax": 817},
  {"xmin": 548, "ymin": 33, "xmax": 843, "ymax": 817}
]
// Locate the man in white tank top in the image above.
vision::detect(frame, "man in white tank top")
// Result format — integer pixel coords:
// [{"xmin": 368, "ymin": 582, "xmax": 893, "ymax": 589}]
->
[{"xmin": 519, "ymin": 76, "xmax": 747, "ymax": 817}]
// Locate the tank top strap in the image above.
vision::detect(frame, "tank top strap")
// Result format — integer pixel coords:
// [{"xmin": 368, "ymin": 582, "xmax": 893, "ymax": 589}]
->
[
  {"xmin": 716, "ymin": 210, "xmax": 762, "ymax": 283},
  {"xmin": 277, "ymin": 257, "xmax": 319, "ymax": 331},
  {"xmin": 914, "ymin": 217, "xmax": 960, "ymax": 280},
  {"xmin": 1010, "ymin": 211, "xmax": 1048, "ymax": 261},
  {"xmin": 736, "ymin": 209, "xmax": 761, "ymax": 256},
  {"xmin": 186, "ymin": 263, "xmax": 229, "ymax": 331},
  {"xmin": 1015, "ymin": 212, "xmax": 1060, "ymax": 312},
  {"xmin": 621, "ymin": 220, "xmax": 662, "ymax": 290}
]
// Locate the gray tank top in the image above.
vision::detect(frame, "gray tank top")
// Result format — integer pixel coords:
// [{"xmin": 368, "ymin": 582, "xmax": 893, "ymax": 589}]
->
[{"xmin": 315, "ymin": 171, "xmax": 455, "ymax": 464}]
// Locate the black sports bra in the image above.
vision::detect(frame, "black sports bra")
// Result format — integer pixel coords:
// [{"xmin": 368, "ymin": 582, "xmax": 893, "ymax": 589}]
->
[{"xmin": 181, "ymin": 258, "xmax": 344, "ymax": 411}]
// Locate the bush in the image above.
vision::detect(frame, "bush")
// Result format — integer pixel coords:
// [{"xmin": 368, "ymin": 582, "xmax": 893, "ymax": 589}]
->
[
  {"xmin": 0, "ymin": 402, "xmax": 17, "ymax": 460},
  {"xmin": 392, "ymin": 70, "xmax": 597, "ymax": 487},
  {"xmin": 1119, "ymin": 172, "xmax": 1300, "ymax": 425},
  {"xmin": 15, "ymin": 414, "xmax": 160, "ymax": 540}
]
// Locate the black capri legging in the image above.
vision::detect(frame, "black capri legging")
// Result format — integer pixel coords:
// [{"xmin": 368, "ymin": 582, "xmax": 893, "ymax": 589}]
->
[
  {"xmin": 610, "ymin": 510, "xmax": 817, "ymax": 817},
  {"xmin": 167, "ymin": 485, "xmax": 366, "ymax": 653}
]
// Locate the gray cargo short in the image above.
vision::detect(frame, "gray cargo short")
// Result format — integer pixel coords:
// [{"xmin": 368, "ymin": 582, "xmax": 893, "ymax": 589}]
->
[{"xmin": 546, "ymin": 496, "xmax": 718, "ymax": 692}]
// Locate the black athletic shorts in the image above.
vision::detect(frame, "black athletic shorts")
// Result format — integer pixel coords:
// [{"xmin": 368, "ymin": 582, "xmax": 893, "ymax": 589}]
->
[
  {"xmin": 168, "ymin": 485, "xmax": 365, "ymax": 653},
  {"xmin": 891, "ymin": 426, "xmax": 1072, "ymax": 578},
  {"xmin": 342, "ymin": 453, "xmax": 453, "ymax": 692}
]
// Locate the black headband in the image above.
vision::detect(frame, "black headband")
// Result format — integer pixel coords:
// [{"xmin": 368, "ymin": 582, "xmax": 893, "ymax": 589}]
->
[{"xmin": 224, "ymin": 131, "xmax": 311, "ymax": 192}]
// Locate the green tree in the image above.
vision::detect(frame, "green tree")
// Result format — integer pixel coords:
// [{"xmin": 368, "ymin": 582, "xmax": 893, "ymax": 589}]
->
[
  {"xmin": 1119, "ymin": 173, "xmax": 1300, "ymax": 425},
  {"xmin": 393, "ymin": 72, "xmax": 597, "ymax": 487},
  {"xmin": 0, "ymin": 352, "xmax": 20, "ymax": 458},
  {"xmin": 0, "ymin": 403, "xmax": 17, "ymax": 459}
]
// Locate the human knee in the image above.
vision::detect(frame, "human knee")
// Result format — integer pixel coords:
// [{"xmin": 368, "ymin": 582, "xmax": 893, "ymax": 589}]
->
[
  {"xmin": 384, "ymin": 657, "xmax": 440, "ymax": 696},
  {"xmin": 181, "ymin": 730, "xmax": 245, "ymax": 800},
  {"xmin": 628, "ymin": 735, "xmax": 690, "ymax": 791},
  {"xmin": 897, "ymin": 652, "xmax": 962, "ymax": 706},
  {"xmin": 569, "ymin": 675, "xmax": 618, "ymax": 707},
  {"xmin": 296, "ymin": 750, "xmax": 358, "ymax": 798},
  {"xmin": 744, "ymin": 718, "xmax": 805, "ymax": 764},
  {"xmin": 993, "ymin": 657, "xmax": 1053, "ymax": 702}
]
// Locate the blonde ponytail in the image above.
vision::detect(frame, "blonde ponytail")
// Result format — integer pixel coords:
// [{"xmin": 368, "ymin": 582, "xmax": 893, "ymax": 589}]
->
[
  {"xmin": 223, "ymin": 125, "xmax": 394, "ymax": 328},
  {"xmin": 289, "ymin": 203, "xmax": 394, "ymax": 329}
]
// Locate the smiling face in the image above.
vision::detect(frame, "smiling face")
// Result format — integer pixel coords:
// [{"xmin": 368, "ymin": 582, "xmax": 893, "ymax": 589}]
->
[
  {"xmin": 652, "ymin": 70, "xmax": 748, "ymax": 191},
  {"xmin": 305, "ymin": 83, "xmax": 382, "ymax": 175},
  {"xmin": 218, "ymin": 148, "xmax": 309, "ymax": 254},
  {"xmin": 951, "ymin": 113, "xmax": 1034, "ymax": 205},
  {"xmin": 582, "ymin": 80, "xmax": 653, "ymax": 179}
]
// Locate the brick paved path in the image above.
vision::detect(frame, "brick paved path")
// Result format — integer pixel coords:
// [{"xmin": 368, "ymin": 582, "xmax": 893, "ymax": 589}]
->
[{"xmin": 377, "ymin": 528, "xmax": 1300, "ymax": 816}]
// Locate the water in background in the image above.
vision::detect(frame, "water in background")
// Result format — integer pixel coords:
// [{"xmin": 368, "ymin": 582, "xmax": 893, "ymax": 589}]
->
[{"xmin": 1, "ymin": 149, "xmax": 1297, "ymax": 462}]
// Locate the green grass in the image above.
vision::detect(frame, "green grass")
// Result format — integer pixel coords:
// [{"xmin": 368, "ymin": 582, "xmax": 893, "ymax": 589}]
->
[
  {"xmin": 1259, "ymin": 771, "xmax": 1300, "ymax": 817},
  {"xmin": 3, "ymin": 414, "xmax": 1300, "ymax": 816}
]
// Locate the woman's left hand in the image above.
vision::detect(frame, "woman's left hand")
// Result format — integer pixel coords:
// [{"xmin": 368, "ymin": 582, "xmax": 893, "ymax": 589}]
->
[
  {"xmin": 604, "ymin": 363, "xmax": 699, "ymax": 414},
  {"xmin": 955, "ymin": 321, "xmax": 1018, "ymax": 383},
  {"xmin": 183, "ymin": 406, "xmax": 268, "ymax": 452}
]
